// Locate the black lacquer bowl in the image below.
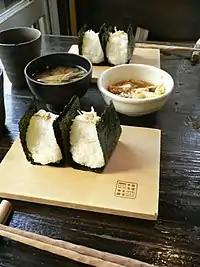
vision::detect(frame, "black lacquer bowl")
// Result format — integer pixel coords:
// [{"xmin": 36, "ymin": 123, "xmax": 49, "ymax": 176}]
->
[{"xmin": 24, "ymin": 53, "xmax": 92, "ymax": 113}]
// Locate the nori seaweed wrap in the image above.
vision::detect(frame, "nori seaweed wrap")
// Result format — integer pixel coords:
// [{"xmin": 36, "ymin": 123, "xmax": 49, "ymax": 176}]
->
[{"xmin": 69, "ymin": 99, "xmax": 122, "ymax": 173}]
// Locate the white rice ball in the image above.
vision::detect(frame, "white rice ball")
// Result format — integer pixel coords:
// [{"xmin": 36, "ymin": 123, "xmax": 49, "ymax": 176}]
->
[
  {"xmin": 26, "ymin": 110, "xmax": 62, "ymax": 165},
  {"xmin": 70, "ymin": 108, "xmax": 105, "ymax": 169},
  {"xmin": 106, "ymin": 30, "xmax": 128, "ymax": 65},
  {"xmin": 82, "ymin": 30, "xmax": 104, "ymax": 64}
]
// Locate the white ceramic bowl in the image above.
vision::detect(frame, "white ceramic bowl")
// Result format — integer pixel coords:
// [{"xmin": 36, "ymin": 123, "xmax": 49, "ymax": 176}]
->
[{"xmin": 97, "ymin": 64, "xmax": 174, "ymax": 116}]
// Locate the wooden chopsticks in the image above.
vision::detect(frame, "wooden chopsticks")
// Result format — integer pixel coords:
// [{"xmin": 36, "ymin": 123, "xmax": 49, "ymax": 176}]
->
[
  {"xmin": 0, "ymin": 200, "xmax": 12, "ymax": 224},
  {"xmin": 136, "ymin": 43, "xmax": 200, "ymax": 52},
  {"xmin": 0, "ymin": 223, "xmax": 153, "ymax": 267},
  {"xmin": 0, "ymin": 200, "xmax": 154, "ymax": 266}
]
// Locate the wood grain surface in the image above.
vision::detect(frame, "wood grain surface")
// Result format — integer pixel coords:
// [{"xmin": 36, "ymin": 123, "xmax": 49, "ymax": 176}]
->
[
  {"xmin": 0, "ymin": 35, "xmax": 199, "ymax": 267},
  {"xmin": 0, "ymin": 126, "xmax": 160, "ymax": 220},
  {"xmin": 68, "ymin": 45, "xmax": 160, "ymax": 81}
]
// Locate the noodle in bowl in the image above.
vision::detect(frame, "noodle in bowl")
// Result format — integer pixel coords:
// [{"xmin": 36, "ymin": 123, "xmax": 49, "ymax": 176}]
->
[{"xmin": 97, "ymin": 64, "xmax": 174, "ymax": 116}]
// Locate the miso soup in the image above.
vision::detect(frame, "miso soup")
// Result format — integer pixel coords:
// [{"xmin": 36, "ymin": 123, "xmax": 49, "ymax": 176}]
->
[{"xmin": 34, "ymin": 65, "xmax": 87, "ymax": 85}]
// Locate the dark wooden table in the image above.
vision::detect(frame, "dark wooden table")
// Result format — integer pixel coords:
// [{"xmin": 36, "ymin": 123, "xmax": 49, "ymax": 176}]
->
[{"xmin": 0, "ymin": 35, "xmax": 200, "ymax": 267}]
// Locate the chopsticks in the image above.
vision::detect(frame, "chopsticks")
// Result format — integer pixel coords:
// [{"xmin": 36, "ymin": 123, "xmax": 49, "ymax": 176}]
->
[
  {"xmin": 0, "ymin": 223, "xmax": 154, "ymax": 267},
  {"xmin": 0, "ymin": 200, "xmax": 154, "ymax": 266},
  {"xmin": 191, "ymin": 38, "xmax": 200, "ymax": 63},
  {"xmin": 0, "ymin": 200, "xmax": 12, "ymax": 224},
  {"xmin": 136, "ymin": 42, "xmax": 200, "ymax": 52}
]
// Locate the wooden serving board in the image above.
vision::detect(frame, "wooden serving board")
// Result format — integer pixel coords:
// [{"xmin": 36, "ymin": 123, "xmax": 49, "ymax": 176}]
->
[
  {"xmin": 0, "ymin": 126, "xmax": 161, "ymax": 220},
  {"xmin": 68, "ymin": 45, "xmax": 160, "ymax": 82}
]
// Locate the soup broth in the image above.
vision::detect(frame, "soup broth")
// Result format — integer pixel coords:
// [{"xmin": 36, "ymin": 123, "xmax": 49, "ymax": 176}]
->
[
  {"xmin": 33, "ymin": 65, "xmax": 87, "ymax": 85},
  {"xmin": 107, "ymin": 79, "xmax": 165, "ymax": 99}
]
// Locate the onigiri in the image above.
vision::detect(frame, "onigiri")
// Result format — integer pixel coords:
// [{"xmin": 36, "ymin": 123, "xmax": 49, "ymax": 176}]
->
[
  {"xmin": 70, "ymin": 107, "xmax": 105, "ymax": 169},
  {"xmin": 26, "ymin": 109, "xmax": 62, "ymax": 165}
]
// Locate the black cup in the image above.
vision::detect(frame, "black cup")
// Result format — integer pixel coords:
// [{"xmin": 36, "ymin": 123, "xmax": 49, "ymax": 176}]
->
[
  {"xmin": 0, "ymin": 67, "xmax": 5, "ymax": 138},
  {"xmin": 0, "ymin": 27, "xmax": 41, "ymax": 87}
]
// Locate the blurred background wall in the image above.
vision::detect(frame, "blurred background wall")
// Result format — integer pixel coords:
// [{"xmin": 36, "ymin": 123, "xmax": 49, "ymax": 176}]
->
[{"xmin": 59, "ymin": 0, "xmax": 200, "ymax": 42}]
